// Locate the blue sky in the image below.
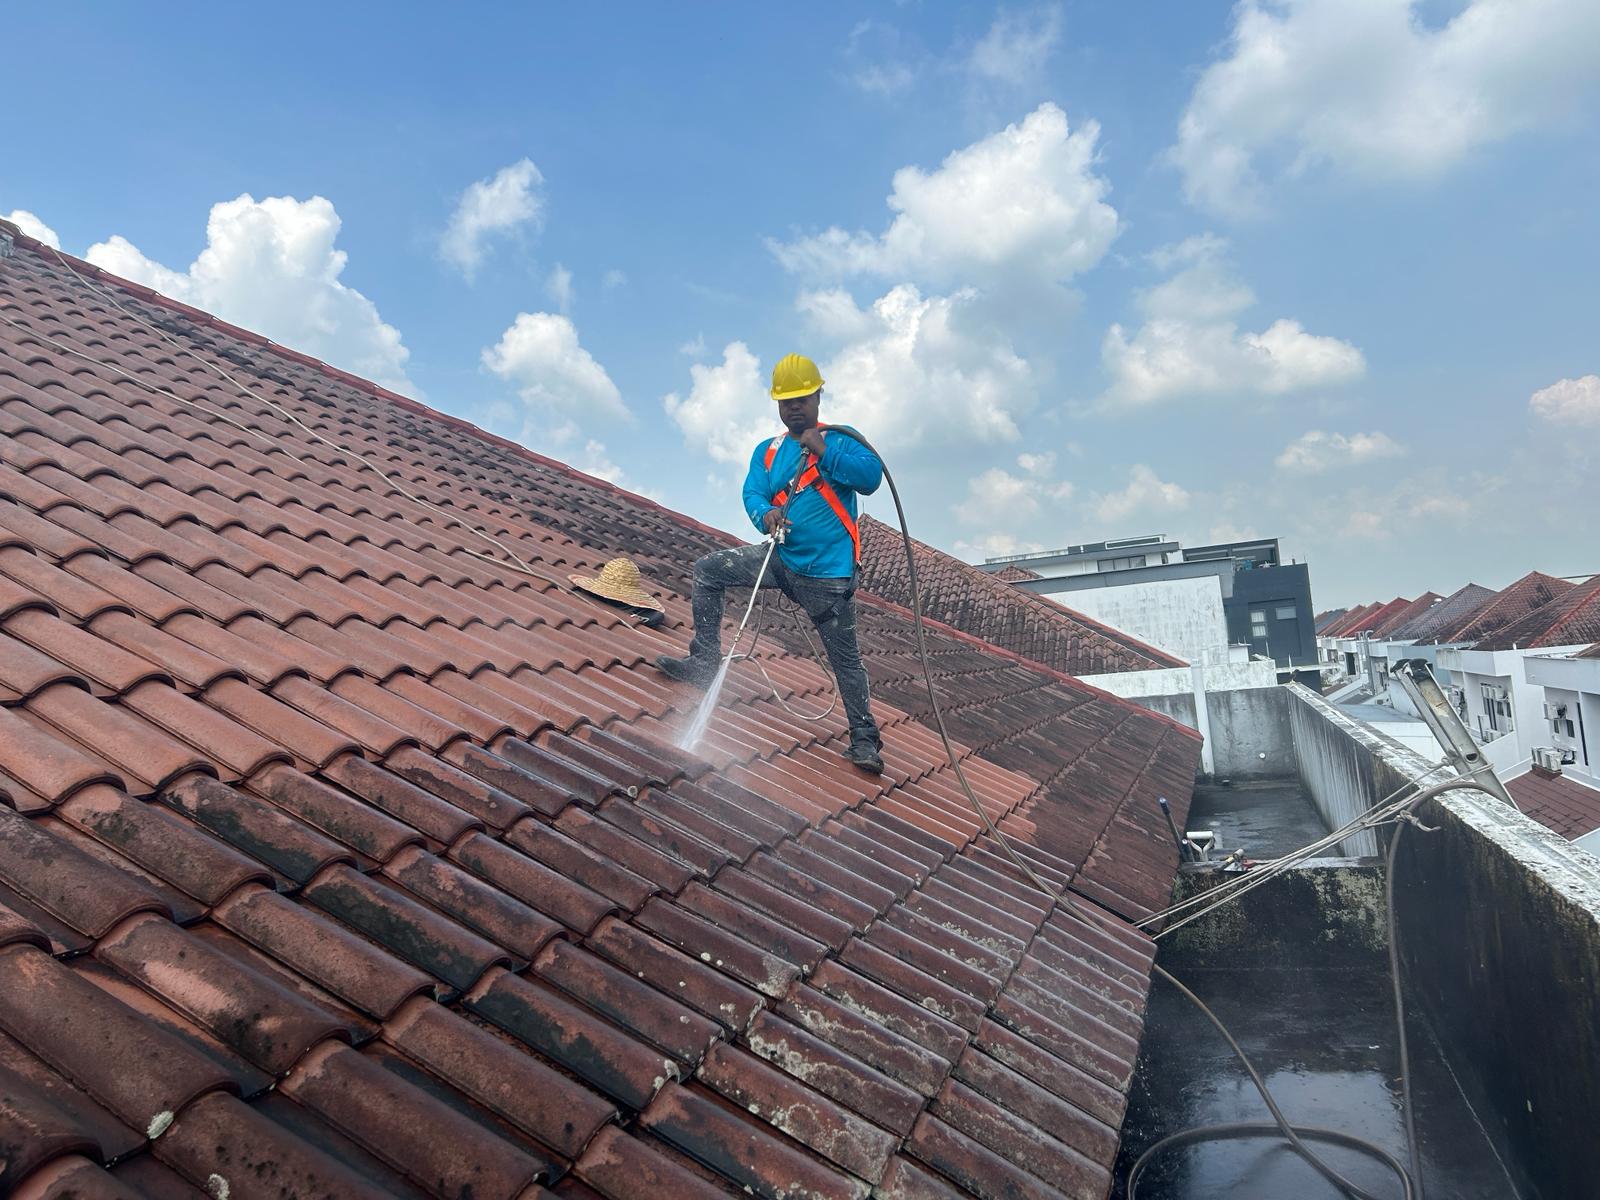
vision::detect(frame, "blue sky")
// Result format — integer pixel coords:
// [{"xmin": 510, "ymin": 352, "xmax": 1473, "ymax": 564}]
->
[{"xmin": 6, "ymin": 1, "xmax": 1598, "ymax": 609}]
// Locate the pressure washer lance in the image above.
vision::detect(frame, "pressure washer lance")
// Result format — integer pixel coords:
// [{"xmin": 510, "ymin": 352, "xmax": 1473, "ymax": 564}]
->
[{"xmin": 675, "ymin": 456, "xmax": 808, "ymax": 751}]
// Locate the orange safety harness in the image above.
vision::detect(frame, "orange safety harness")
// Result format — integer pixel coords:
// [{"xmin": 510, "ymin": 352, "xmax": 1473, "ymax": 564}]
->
[{"xmin": 764, "ymin": 425, "xmax": 861, "ymax": 564}]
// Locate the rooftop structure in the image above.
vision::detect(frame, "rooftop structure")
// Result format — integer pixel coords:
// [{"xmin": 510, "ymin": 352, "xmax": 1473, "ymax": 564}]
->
[
  {"xmin": 980, "ymin": 533, "xmax": 1318, "ymax": 683},
  {"xmin": 0, "ymin": 221, "xmax": 1205, "ymax": 1197}
]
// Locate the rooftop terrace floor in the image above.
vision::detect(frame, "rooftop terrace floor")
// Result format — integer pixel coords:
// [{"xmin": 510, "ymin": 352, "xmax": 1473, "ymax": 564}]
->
[
  {"xmin": 1185, "ymin": 779, "xmax": 1329, "ymax": 859},
  {"xmin": 1114, "ymin": 965, "xmax": 1521, "ymax": 1198},
  {"xmin": 1115, "ymin": 777, "xmax": 1522, "ymax": 1199}
]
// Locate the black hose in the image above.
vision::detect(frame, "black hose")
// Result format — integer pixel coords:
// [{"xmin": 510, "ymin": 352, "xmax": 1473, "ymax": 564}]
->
[{"xmin": 1387, "ymin": 821, "xmax": 1427, "ymax": 1200}]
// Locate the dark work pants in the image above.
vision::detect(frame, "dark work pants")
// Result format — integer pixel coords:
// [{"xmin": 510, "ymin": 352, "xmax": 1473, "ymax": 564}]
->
[{"xmin": 689, "ymin": 543, "xmax": 881, "ymax": 747}]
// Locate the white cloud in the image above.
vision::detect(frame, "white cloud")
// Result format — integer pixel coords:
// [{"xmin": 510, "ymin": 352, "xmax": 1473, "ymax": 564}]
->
[
  {"xmin": 797, "ymin": 288, "xmax": 879, "ymax": 342},
  {"xmin": 602, "ymin": 268, "xmax": 627, "ymax": 290},
  {"xmin": 677, "ymin": 333, "xmax": 708, "ymax": 358},
  {"xmin": 956, "ymin": 456, "xmax": 1074, "ymax": 527},
  {"xmin": 1173, "ymin": 0, "xmax": 1600, "ymax": 215},
  {"xmin": 817, "ymin": 285, "xmax": 1036, "ymax": 448},
  {"xmin": 771, "ymin": 103, "xmax": 1118, "ymax": 289},
  {"xmin": 1207, "ymin": 521, "xmax": 1262, "ymax": 543},
  {"xmin": 1529, "ymin": 375, "xmax": 1600, "ymax": 425},
  {"xmin": 1276, "ymin": 429, "xmax": 1406, "ymax": 472},
  {"xmin": 969, "ymin": 6, "xmax": 1062, "ymax": 84},
  {"xmin": 5, "ymin": 209, "xmax": 59, "ymax": 248},
  {"xmin": 1093, "ymin": 465, "xmax": 1191, "ymax": 524},
  {"xmin": 440, "ymin": 158, "xmax": 543, "ymax": 278},
  {"xmin": 482, "ymin": 312, "xmax": 625, "ymax": 422},
  {"xmin": 544, "ymin": 264, "xmax": 574, "ymax": 313},
  {"xmin": 1099, "ymin": 236, "xmax": 1364, "ymax": 408},
  {"xmin": 844, "ymin": 20, "xmax": 922, "ymax": 96},
  {"xmin": 86, "ymin": 194, "xmax": 414, "ymax": 393},
  {"xmin": 954, "ymin": 532, "xmax": 1046, "ymax": 561},
  {"xmin": 664, "ymin": 342, "xmax": 780, "ymax": 466}
]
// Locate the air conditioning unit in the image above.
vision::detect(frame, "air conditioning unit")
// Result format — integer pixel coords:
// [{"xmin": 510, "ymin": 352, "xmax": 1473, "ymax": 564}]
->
[
  {"xmin": 1447, "ymin": 686, "xmax": 1464, "ymax": 706},
  {"xmin": 1561, "ymin": 748, "xmax": 1579, "ymax": 765},
  {"xmin": 1543, "ymin": 701, "xmax": 1568, "ymax": 720},
  {"xmin": 1532, "ymin": 747, "xmax": 1564, "ymax": 772}
]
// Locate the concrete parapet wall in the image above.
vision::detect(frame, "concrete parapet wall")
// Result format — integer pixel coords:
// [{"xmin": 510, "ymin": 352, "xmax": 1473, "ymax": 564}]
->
[
  {"xmin": 1283, "ymin": 682, "xmax": 1600, "ymax": 1199},
  {"xmin": 1282, "ymin": 685, "xmax": 1402, "ymax": 856},
  {"xmin": 1161, "ymin": 858, "xmax": 1386, "ymax": 969},
  {"xmin": 1129, "ymin": 685, "xmax": 1295, "ymax": 779},
  {"xmin": 1084, "ymin": 659, "xmax": 1277, "ymax": 699}
]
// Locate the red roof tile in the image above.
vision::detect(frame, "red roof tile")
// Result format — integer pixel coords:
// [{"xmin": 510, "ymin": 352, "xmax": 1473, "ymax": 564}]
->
[
  {"xmin": 0, "ymin": 222, "xmax": 1201, "ymax": 1198},
  {"xmin": 1507, "ymin": 769, "xmax": 1600, "ymax": 840},
  {"xmin": 858, "ymin": 517, "xmax": 1186, "ymax": 675},
  {"xmin": 1320, "ymin": 602, "xmax": 1379, "ymax": 638},
  {"xmin": 1424, "ymin": 571, "xmax": 1576, "ymax": 645},
  {"xmin": 990, "ymin": 563, "xmax": 1041, "ymax": 583},
  {"xmin": 1331, "ymin": 597, "xmax": 1410, "ymax": 638},
  {"xmin": 1370, "ymin": 592, "xmax": 1441, "ymax": 637},
  {"xmin": 1471, "ymin": 575, "xmax": 1600, "ymax": 651},
  {"xmin": 1383, "ymin": 583, "xmax": 1496, "ymax": 642}
]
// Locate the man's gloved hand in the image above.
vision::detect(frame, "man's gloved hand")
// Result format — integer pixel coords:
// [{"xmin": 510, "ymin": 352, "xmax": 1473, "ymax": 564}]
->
[
  {"xmin": 761, "ymin": 508, "xmax": 788, "ymax": 536},
  {"xmin": 798, "ymin": 428, "xmax": 827, "ymax": 458}
]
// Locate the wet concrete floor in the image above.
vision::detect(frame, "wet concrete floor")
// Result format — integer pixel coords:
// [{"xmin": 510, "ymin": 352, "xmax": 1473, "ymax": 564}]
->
[
  {"xmin": 1113, "ymin": 965, "xmax": 1522, "ymax": 1199},
  {"xmin": 1185, "ymin": 779, "xmax": 1330, "ymax": 860}
]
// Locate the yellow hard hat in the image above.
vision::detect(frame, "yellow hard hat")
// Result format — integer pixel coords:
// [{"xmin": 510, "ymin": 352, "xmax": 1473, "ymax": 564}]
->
[{"xmin": 770, "ymin": 353, "xmax": 824, "ymax": 401}]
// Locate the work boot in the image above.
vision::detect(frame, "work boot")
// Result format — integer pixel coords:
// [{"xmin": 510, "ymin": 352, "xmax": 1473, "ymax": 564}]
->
[
  {"xmin": 842, "ymin": 735, "xmax": 884, "ymax": 775},
  {"xmin": 654, "ymin": 652, "xmax": 720, "ymax": 689}
]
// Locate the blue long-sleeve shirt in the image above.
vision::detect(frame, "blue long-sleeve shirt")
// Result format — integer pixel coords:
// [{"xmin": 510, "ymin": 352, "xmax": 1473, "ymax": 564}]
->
[{"xmin": 743, "ymin": 429, "xmax": 883, "ymax": 578}]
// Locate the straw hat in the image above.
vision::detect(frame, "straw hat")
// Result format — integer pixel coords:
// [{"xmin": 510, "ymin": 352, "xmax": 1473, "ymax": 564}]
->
[{"xmin": 569, "ymin": 557, "xmax": 664, "ymax": 612}]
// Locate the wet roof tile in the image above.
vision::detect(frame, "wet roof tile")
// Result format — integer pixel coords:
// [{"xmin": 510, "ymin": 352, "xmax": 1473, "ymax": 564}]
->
[{"xmin": 0, "ymin": 229, "xmax": 1201, "ymax": 1196}]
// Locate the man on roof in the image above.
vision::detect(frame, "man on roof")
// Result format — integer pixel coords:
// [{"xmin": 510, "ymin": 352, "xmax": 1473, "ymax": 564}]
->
[{"xmin": 656, "ymin": 353, "xmax": 886, "ymax": 774}]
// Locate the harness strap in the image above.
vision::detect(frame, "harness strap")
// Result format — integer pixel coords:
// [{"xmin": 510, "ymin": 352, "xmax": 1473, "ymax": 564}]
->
[{"xmin": 763, "ymin": 428, "xmax": 861, "ymax": 563}]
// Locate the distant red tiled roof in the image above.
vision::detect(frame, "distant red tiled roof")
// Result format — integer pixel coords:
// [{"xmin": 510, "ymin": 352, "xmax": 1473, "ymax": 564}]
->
[
  {"xmin": 1581, "ymin": 642, "xmax": 1600, "ymax": 659},
  {"xmin": 1314, "ymin": 608, "xmax": 1349, "ymax": 633},
  {"xmin": 1385, "ymin": 583, "xmax": 1496, "ymax": 641},
  {"xmin": 1508, "ymin": 769, "xmax": 1600, "ymax": 840},
  {"xmin": 1323, "ymin": 602, "xmax": 1382, "ymax": 638},
  {"xmin": 1424, "ymin": 572, "xmax": 1577, "ymax": 645},
  {"xmin": 1473, "ymin": 576, "xmax": 1600, "ymax": 651},
  {"xmin": 1371, "ymin": 592, "xmax": 1441, "ymax": 637},
  {"xmin": 1346, "ymin": 597, "xmax": 1411, "ymax": 637},
  {"xmin": 0, "ymin": 224, "xmax": 1201, "ymax": 1198},
  {"xmin": 858, "ymin": 517, "xmax": 1186, "ymax": 676},
  {"xmin": 990, "ymin": 562, "xmax": 1042, "ymax": 583},
  {"xmin": 1318, "ymin": 606, "xmax": 1364, "ymax": 637}
]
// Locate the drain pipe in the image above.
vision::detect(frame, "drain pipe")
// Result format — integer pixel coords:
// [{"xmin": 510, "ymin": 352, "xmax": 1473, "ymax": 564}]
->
[{"xmin": 1191, "ymin": 658, "xmax": 1216, "ymax": 776}]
